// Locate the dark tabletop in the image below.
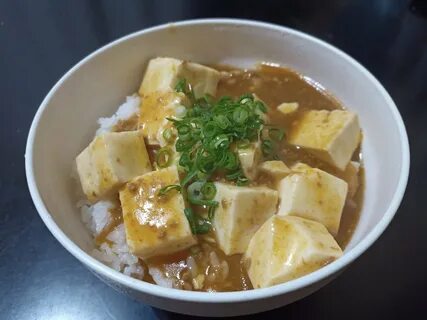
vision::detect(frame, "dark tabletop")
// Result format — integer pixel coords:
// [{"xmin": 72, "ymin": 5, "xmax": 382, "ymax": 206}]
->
[{"xmin": 1, "ymin": 0, "xmax": 426, "ymax": 319}]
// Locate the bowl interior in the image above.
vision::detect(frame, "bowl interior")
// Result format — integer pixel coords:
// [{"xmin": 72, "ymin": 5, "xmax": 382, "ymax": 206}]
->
[{"xmin": 27, "ymin": 20, "xmax": 407, "ymax": 295}]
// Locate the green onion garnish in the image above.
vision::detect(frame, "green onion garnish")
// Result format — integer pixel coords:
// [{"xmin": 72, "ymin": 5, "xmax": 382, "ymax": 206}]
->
[
  {"xmin": 226, "ymin": 170, "xmax": 243, "ymax": 180},
  {"xmin": 184, "ymin": 208, "xmax": 197, "ymax": 234},
  {"xmin": 233, "ymin": 107, "xmax": 249, "ymax": 124},
  {"xmin": 162, "ymin": 128, "xmax": 175, "ymax": 144},
  {"xmin": 261, "ymin": 139, "xmax": 274, "ymax": 157},
  {"xmin": 175, "ymin": 78, "xmax": 187, "ymax": 94},
  {"xmin": 237, "ymin": 176, "xmax": 249, "ymax": 186},
  {"xmin": 237, "ymin": 139, "xmax": 251, "ymax": 149},
  {"xmin": 187, "ymin": 181, "xmax": 205, "ymax": 203},
  {"xmin": 184, "ymin": 207, "xmax": 211, "ymax": 234},
  {"xmin": 156, "ymin": 147, "xmax": 173, "ymax": 168},
  {"xmin": 201, "ymin": 182, "xmax": 216, "ymax": 200},
  {"xmin": 158, "ymin": 184, "xmax": 181, "ymax": 196},
  {"xmin": 268, "ymin": 128, "xmax": 285, "ymax": 141},
  {"xmin": 187, "ymin": 181, "xmax": 218, "ymax": 206},
  {"xmin": 168, "ymin": 81, "xmax": 270, "ymax": 234},
  {"xmin": 208, "ymin": 205, "xmax": 217, "ymax": 221}
]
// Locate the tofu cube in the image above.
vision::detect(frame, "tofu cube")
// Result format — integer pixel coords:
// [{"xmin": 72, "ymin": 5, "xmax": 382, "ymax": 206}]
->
[
  {"xmin": 139, "ymin": 57, "xmax": 221, "ymax": 98},
  {"xmin": 244, "ymin": 215, "xmax": 343, "ymax": 288},
  {"xmin": 237, "ymin": 140, "xmax": 262, "ymax": 180},
  {"xmin": 341, "ymin": 161, "xmax": 360, "ymax": 198},
  {"xmin": 119, "ymin": 166, "xmax": 197, "ymax": 259},
  {"xmin": 291, "ymin": 162, "xmax": 313, "ymax": 172},
  {"xmin": 76, "ymin": 131, "xmax": 152, "ymax": 202},
  {"xmin": 288, "ymin": 110, "xmax": 361, "ymax": 170},
  {"xmin": 213, "ymin": 183, "xmax": 278, "ymax": 255},
  {"xmin": 277, "ymin": 167, "xmax": 348, "ymax": 236},
  {"xmin": 277, "ymin": 102, "xmax": 299, "ymax": 115},
  {"xmin": 292, "ymin": 161, "xmax": 360, "ymax": 198},
  {"xmin": 259, "ymin": 161, "xmax": 291, "ymax": 180},
  {"xmin": 138, "ymin": 91, "xmax": 188, "ymax": 145}
]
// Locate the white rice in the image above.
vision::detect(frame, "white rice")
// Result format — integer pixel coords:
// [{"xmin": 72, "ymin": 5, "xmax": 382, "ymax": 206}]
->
[
  {"xmin": 148, "ymin": 267, "xmax": 174, "ymax": 288},
  {"xmin": 80, "ymin": 200, "xmax": 113, "ymax": 236},
  {"xmin": 96, "ymin": 95, "xmax": 140, "ymax": 135},
  {"xmin": 80, "ymin": 201, "xmax": 144, "ymax": 279}
]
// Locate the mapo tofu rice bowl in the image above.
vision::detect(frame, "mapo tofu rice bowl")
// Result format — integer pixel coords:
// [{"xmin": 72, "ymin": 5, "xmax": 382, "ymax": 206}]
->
[{"xmin": 75, "ymin": 57, "xmax": 364, "ymax": 292}]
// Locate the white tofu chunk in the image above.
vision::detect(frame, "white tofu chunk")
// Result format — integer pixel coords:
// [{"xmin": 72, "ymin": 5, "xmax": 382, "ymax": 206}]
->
[
  {"xmin": 119, "ymin": 166, "xmax": 197, "ymax": 259},
  {"xmin": 277, "ymin": 167, "xmax": 348, "ymax": 236},
  {"xmin": 291, "ymin": 162, "xmax": 313, "ymax": 172},
  {"xmin": 259, "ymin": 161, "xmax": 291, "ymax": 180},
  {"xmin": 341, "ymin": 161, "xmax": 360, "ymax": 198},
  {"xmin": 277, "ymin": 102, "xmax": 299, "ymax": 115},
  {"xmin": 138, "ymin": 91, "xmax": 188, "ymax": 145},
  {"xmin": 288, "ymin": 110, "xmax": 361, "ymax": 170},
  {"xmin": 237, "ymin": 140, "xmax": 262, "ymax": 180},
  {"xmin": 213, "ymin": 183, "xmax": 278, "ymax": 255},
  {"xmin": 292, "ymin": 161, "xmax": 360, "ymax": 199},
  {"xmin": 76, "ymin": 131, "xmax": 152, "ymax": 202},
  {"xmin": 139, "ymin": 57, "xmax": 221, "ymax": 98},
  {"xmin": 244, "ymin": 215, "xmax": 343, "ymax": 288}
]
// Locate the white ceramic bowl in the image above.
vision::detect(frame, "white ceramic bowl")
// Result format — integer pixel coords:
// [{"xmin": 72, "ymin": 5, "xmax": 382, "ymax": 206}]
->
[{"xmin": 25, "ymin": 19, "xmax": 409, "ymax": 317}]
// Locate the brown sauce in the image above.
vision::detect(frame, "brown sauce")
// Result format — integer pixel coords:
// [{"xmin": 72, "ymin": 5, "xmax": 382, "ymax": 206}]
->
[
  {"xmin": 94, "ymin": 196, "xmax": 123, "ymax": 245},
  {"xmin": 111, "ymin": 64, "xmax": 363, "ymax": 292},
  {"xmin": 112, "ymin": 114, "xmax": 139, "ymax": 132},
  {"xmin": 215, "ymin": 64, "xmax": 362, "ymax": 249}
]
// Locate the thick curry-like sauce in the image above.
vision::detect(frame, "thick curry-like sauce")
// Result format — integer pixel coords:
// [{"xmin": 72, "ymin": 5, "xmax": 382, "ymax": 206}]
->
[{"xmin": 106, "ymin": 64, "xmax": 362, "ymax": 292}]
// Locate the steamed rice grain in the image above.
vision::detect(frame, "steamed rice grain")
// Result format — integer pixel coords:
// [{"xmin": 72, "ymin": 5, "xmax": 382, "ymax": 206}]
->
[{"xmin": 96, "ymin": 95, "xmax": 140, "ymax": 135}]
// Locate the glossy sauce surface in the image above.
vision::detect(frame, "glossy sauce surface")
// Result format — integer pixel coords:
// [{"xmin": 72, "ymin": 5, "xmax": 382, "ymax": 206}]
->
[{"xmin": 110, "ymin": 64, "xmax": 363, "ymax": 292}]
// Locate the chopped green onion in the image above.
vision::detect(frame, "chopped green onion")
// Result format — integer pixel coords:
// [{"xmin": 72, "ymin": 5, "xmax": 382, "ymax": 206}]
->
[
  {"xmin": 175, "ymin": 78, "xmax": 195, "ymax": 101},
  {"xmin": 158, "ymin": 184, "xmax": 181, "ymax": 196},
  {"xmin": 195, "ymin": 219, "xmax": 211, "ymax": 234},
  {"xmin": 190, "ymin": 198, "xmax": 219, "ymax": 206},
  {"xmin": 196, "ymin": 171, "xmax": 209, "ymax": 181},
  {"xmin": 255, "ymin": 100, "xmax": 267, "ymax": 113},
  {"xmin": 239, "ymin": 94, "xmax": 253, "ymax": 104},
  {"xmin": 261, "ymin": 139, "xmax": 274, "ymax": 157},
  {"xmin": 162, "ymin": 128, "xmax": 175, "ymax": 144},
  {"xmin": 187, "ymin": 181, "xmax": 218, "ymax": 206},
  {"xmin": 156, "ymin": 147, "xmax": 173, "ymax": 168},
  {"xmin": 177, "ymin": 123, "xmax": 191, "ymax": 135},
  {"xmin": 208, "ymin": 205, "xmax": 217, "ymax": 220},
  {"xmin": 184, "ymin": 208, "xmax": 197, "ymax": 234},
  {"xmin": 197, "ymin": 155, "xmax": 216, "ymax": 174},
  {"xmin": 211, "ymin": 134, "xmax": 230, "ymax": 150},
  {"xmin": 187, "ymin": 180, "xmax": 218, "ymax": 205},
  {"xmin": 187, "ymin": 181, "xmax": 205, "ymax": 202},
  {"xmin": 223, "ymin": 152, "xmax": 239, "ymax": 171},
  {"xmin": 184, "ymin": 207, "xmax": 211, "ymax": 234},
  {"xmin": 175, "ymin": 79, "xmax": 187, "ymax": 93},
  {"xmin": 175, "ymin": 139, "xmax": 192, "ymax": 152},
  {"xmin": 226, "ymin": 170, "xmax": 242, "ymax": 180},
  {"xmin": 179, "ymin": 152, "xmax": 191, "ymax": 171},
  {"xmin": 167, "ymin": 80, "xmax": 280, "ymax": 225},
  {"xmin": 180, "ymin": 169, "xmax": 198, "ymax": 187},
  {"xmin": 237, "ymin": 139, "xmax": 251, "ymax": 149},
  {"xmin": 237, "ymin": 176, "xmax": 249, "ymax": 186},
  {"xmin": 268, "ymin": 128, "xmax": 285, "ymax": 141},
  {"xmin": 201, "ymin": 182, "xmax": 216, "ymax": 200},
  {"xmin": 202, "ymin": 121, "xmax": 219, "ymax": 138},
  {"xmin": 233, "ymin": 107, "xmax": 249, "ymax": 124},
  {"xmin": 214, "ymin": 114, "xmax": 231, "ymax": 129}
]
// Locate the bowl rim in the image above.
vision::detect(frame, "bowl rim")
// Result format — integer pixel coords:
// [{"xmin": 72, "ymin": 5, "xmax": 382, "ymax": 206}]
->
[{"xmin": 25, "ymin": 18, "xmax": 410, "ymax": 303}]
